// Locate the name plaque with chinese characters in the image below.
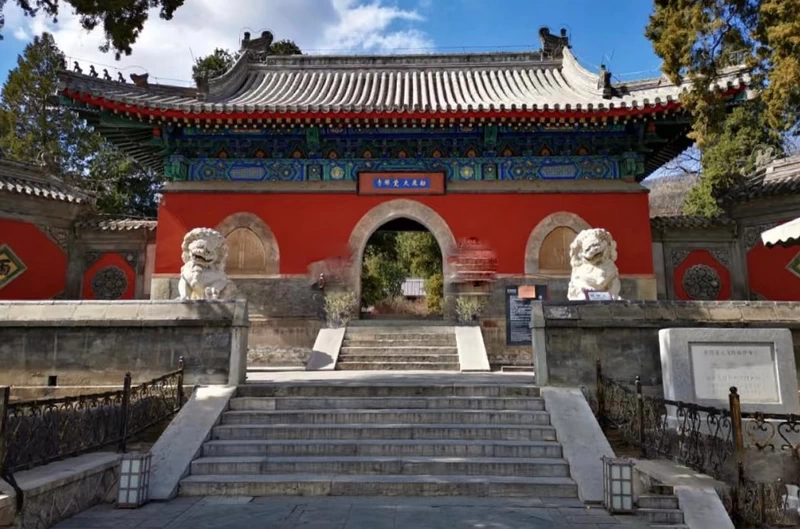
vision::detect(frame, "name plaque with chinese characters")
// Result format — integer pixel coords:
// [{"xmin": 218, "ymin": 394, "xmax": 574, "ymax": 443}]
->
[
  {"xmin": 358, "ymin": 172, "xmax": 445, "ymax": 195},
  {"xmin": 689, "ymin": 342, "xmax": 780, "ymax": 404}
]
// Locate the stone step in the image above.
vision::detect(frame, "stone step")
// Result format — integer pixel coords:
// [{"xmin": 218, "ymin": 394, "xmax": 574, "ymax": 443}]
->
[
  {"xmin": 190, "ymin": 456, "xmax": 571, "ymax": 478},
  {"xmin": 342, "ymin": 338, "xmax": 456, "ymax": 347},
  {"xmin": 636, "ymin": 508, "xmax": 685, "ymax": 525},
  {"xmin": 336, "ymin": 362, "xmax": 460, "ymax": 370},
  {"xmin": 220, "ymin": 409, "xmax": 551, "ymax": 426},
  {"xmin": 179, "ymin": 474, "xmax": 578, "ymax": 498},
  {"xmin": 202, "ymin": 439, "xmax": 563, "ymax": 458},
  {"xmin": 336, "ymin": 354, "xmax": 461, "ymax": 364},
  {"xmin": 345, "ymin": 333, "xmax": 454, "ymax": 341},
  {"xmin": 348, "ymin": 320, "xmax": 453, "ymax": 328},
  {"xmin": 340, "ymin": 346, "xmax": 459, "ymax": 355},
  {"xmin": 211, "ymin": 423, "xmax": 559, "ymax": 441},
  {"xmin": 500, "ymin": 366, "xmax": 535, "ymax": 373},
  {"xmin": 638, "ymin": 495, "xmax": 680, "ymax": 510},
  {"xmin": 236, "ymin": 384, "xmax": 540, "ymax": 398},
  {"xmin": 229, "ymin": 396, "xmax": 546, "ymax": 411}
]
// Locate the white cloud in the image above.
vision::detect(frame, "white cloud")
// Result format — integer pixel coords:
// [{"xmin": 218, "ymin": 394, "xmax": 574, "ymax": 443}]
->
[
  {"xmin": 12, "ymin": 26, "xmax": 27, "ymax": 40},
  {"xmin": 4, "ymin": 0, "xmax": 434, "ymax": 85},
  {"xmin": 322, "ymin": 1, "xmax": 433, "ymax": 53}
]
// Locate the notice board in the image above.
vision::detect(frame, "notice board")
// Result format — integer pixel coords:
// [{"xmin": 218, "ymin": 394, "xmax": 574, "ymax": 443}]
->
[{"xmin": 505, "ymin": 285, "xmax": 548, "ymax": 346}]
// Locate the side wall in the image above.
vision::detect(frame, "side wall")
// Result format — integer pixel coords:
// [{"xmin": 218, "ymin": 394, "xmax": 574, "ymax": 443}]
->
[
  {"xmin": 153, "ymin": 187, "xmax": 655, "ymax": 366},
  {"xmin": 651, "ymin": 208, "xmax": 800, "ymax": 302},
  {"xmin": 539, "ymin": 300, "xmax": 800, "ymax": 390},
  {"xmin": 746, "ymin": 218, "xmax": 800, "ymax": 301},
  {"xmin": 0, "ymin": 218, "xmax": 68, "ymax": 300},
  {"xmin": 0, "ymin": 300, "xmax": 249, "ymax": 385}
]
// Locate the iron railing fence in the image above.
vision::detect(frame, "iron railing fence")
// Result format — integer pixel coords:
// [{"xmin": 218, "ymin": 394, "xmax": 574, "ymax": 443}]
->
[
  {"xmin": 0, "ymin": 358, "xmax": 185, "ymax": 478},
  {"xmin": 595, "ymin": 361, "xmax": 800, "ymax": 528}
]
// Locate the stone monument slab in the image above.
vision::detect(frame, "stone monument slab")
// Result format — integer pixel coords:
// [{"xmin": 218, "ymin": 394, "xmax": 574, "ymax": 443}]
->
[{"xmin": 659, "ymin": 328, "xmax": 799, "ymax": 414}]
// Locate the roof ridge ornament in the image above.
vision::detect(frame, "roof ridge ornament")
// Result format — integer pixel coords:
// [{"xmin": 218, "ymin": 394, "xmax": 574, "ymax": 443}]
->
[
  {"xmin": 598, "ymin": 64, "xmax": 614, "ymax": 99},
  {"xmin": 538, "ymin": 27, "xmax": 570, "ymax": 59},
  {"xmin": 130, "ymin": 72, "xmax": 149, "ymax": 88},
  {"xmin": 241, "ymin": 30, "xmax": 274, "ymax": 61},
  {"xmin": 197, "ymin": 74, "xmax": 209, "ymax": 101}
]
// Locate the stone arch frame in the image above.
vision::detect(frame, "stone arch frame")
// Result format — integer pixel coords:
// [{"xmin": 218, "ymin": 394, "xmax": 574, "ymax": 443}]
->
[
  {"xmin": 525, "ymin": 212, "xmax": 591, "ymax": 275},
  {"xmin": 216, "ymin": 212, "xmax": 280, "ymax": 275},
  {"xmin": 348, "ymin": 199, "xmax": 458, "ymax": 313}
]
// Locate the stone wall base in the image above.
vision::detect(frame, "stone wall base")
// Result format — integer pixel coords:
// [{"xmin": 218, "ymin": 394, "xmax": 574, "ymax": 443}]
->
[
  {"xmin": 248, "ymin": 318, "xmax": 320, "ymax": 367},
  {"xmin": 0, "ymin": 453, "xmax": 120, "ymax": 529}
]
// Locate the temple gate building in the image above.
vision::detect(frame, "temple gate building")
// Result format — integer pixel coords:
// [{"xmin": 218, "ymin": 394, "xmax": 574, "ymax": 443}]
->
[{"xmin": 0, "ymin": 28, "xmax": 772, "ymax": 365}]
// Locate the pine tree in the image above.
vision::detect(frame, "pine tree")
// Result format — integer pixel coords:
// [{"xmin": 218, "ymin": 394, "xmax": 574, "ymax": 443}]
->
[
  {"xmin": 683, "ymin": 102, "xmax": 783, "ymax": 216},
  {"xmin": 0, "ymin": 33, "xmax": 92, "ymax": 173},
  {"xmin": 0, "ymin": 32, "xmax": 160, "ymax": 216},
  {"xmin": 647, "ymin": 0, "xmax": 800, "ymax": 141},
  {"xmin": 646, "ymin": 0, "xmax": 799, "ymax": 216}
]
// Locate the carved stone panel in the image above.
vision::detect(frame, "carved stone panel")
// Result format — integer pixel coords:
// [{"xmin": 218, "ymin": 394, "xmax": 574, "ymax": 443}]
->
[
  {"xmin": 37, "ymin": 225, "xmax": 70, "ymax": 252},
  {"xmin": 670, "ymin": 248, "xmax": 731, "ymax": 269},
  {"xmin": 744, "ymin": 223, "xmax": 779, "ymax": 252},
  {"xmin": 91, "ymin": 266, "xmax": 128, "ymax": 300},
  {"xmin": 682, "ymin": 264, "xmax": 721, "ymax": 300},
  {"xmin": 708, "ymin": 249, "xmax": 731, "ymax": 268},
  {"xmin": 670, "ymin": 249, "xmax": 691, "ymax": 267}
]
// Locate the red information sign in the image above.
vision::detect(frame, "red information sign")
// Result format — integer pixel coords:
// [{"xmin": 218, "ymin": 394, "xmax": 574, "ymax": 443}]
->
[{"xmin": 358, "ymin": 172, "xmax": 445, "ymax": 195}]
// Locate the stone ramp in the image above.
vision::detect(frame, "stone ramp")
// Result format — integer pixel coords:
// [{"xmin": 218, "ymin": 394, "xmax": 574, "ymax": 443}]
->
[
  {"xmin": 336, "ymin": 323, "xmax": 459, "ymax": 371},
  {"xmin": 178, "ymin": 378, "xmax": 578, "ymax": 498}
]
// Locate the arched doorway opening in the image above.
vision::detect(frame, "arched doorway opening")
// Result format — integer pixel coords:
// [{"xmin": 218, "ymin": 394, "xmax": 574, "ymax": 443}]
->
[{"xmin": 360, "ymin": 217, "xmax": 444, "ymax": 319}]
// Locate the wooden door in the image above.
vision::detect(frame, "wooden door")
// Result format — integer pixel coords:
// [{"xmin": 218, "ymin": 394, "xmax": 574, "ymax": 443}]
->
[{"xmin": 226, "ymin": 228, "xmax": 266, "ymax": 274}]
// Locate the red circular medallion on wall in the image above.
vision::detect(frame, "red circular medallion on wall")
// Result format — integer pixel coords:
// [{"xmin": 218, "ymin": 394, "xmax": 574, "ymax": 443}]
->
[
  {"xmin": 673, "ymin": 249, "xmax": 731, "ymax": 300},
  {"xmin": 82, "ymin": 253, "xmax": 136, "ymax": 300},
  {"xmin": 91, "ymin": 266, "xmax": 129, "ymax": 300}
]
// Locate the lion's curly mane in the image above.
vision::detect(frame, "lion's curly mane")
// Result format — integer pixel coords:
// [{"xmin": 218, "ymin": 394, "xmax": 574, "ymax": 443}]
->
[{"xmin": 181, "ymin": 227, "xmax": 228, "ymax": 270}]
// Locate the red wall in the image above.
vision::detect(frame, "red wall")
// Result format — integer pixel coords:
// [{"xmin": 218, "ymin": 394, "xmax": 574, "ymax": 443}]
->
[
  {"xmin": 673, "ymin": 249, "xmax": 731, "ymax": 301},
  {"xmin": 82, "ymin": 253, "xmax": 136, "ymax": 300},
  {"xmin": 155, "ymin": 192, "xmax": 654, "ymax": 276},
  {"xmin": 749, "ymin": 220, "xmax": 800, "ymax": 300},
  {"xmin": 0, "ymin": 219, "xmax": 67, "ymax": 299}
]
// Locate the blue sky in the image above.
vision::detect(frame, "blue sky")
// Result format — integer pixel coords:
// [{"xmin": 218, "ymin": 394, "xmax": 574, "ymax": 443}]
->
[{"xmin": 0, "ymin": 0, "xmax": 662, "ymax": 87}]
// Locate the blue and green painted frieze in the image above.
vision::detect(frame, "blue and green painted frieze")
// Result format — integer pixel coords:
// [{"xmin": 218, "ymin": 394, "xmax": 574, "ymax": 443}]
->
[{"xmin": 175, "ymin": 155, "xmax": 628, "ymax": 182}]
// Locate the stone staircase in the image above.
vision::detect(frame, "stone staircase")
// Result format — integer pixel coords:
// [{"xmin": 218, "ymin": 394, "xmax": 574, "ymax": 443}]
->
[
  {"xmin": 178, "ymin": 380, "xmax": 579, "ymax": 498},
  {"xmin": 336, "ymin": 323, "xmax": 460, "ymax": 371},
  {"xmin": 638, "ymin": 488, "xmax": 687, "ymax": 528}
]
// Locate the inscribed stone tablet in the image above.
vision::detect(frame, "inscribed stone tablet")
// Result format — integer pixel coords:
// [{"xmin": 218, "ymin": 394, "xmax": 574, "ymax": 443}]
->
[{"xmin": 690, "ymin": 343, "xmax": 779, "ymax": 404}]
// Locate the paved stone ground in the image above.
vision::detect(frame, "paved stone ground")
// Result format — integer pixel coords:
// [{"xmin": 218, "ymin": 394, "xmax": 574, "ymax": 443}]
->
[{"xmin": 53, "ymin": 497, "xmax": 653, "ymax": 529}]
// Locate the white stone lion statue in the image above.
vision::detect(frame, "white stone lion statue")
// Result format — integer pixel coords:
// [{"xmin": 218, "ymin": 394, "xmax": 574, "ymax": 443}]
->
[
  {"xmin": 178, "ymin": 228, "xmax": 229, "ymax": 301},
  {"xmin": 567, "ymin": 228, "xmax": 622, "ymax": 300}
]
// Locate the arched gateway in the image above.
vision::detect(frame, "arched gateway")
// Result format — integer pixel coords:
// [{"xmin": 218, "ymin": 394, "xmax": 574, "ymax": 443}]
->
[
  {"xmin": 58, "ymin": 27, "xmax": 748, "ymax": 352},
  {"xmin": 348, "ymin": 199, "xmax": 457, "ymax": 308}
]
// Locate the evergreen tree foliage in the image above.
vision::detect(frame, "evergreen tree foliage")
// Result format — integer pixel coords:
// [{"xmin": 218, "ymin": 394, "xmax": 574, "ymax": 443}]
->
[
  {"xmin": 192, "ymin": 48, "xmax": 235, "ymax": 84},
  {"xmin": 683, "ymin": 102, "xmax": 783, "ymax": 216},
  {"xmin": 647, "ymin": 0, "xmax": 800, "ymax": 141},
  {"xmin": 192, "ymin": 40, "xmax": 302, "ymax": 85},
  {"xmin": 0, "ymin": 0, "xmax": 185, "ymax": 58},
  {"xmin": 360, "ymin": 231, "xmax": 443, "ymax": 314},
  {"xmin": 0, "ymin": 32, "xmax": 160, "ymax": 216},
  {"xmin": 396, "ymin": 232, "xmax": 442, "ymax": 279},
  {"xmin": 0, "ymin": 33, "xmax": 90, "ymax": 173},
  {"xmin": 269, "ymin": 39, "xmax": 302, "ymax": 56},
  {"xmin": 646, "ymin": 0, "xmax": 799, "ymax": 215}
]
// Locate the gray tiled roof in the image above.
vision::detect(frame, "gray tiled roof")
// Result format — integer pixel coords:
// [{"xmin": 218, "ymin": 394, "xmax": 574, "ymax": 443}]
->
[
  {"xmin": 60, "ymin": 48, "xmax": 749, "ymax": 115},
  {"xmin": 650, "ymin": 215, "xmax": 736, "ymax": 230},
  {"xmin": 78, "ymin": 216, "xmax": 157, "ymax": 232},
  {"xmin": 721, "ymin": 154, "xmax": 800, "ymax": 204},
  {"xmin": 0, "ymin": 159, "xmax": 90, "ymax": 204}
]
